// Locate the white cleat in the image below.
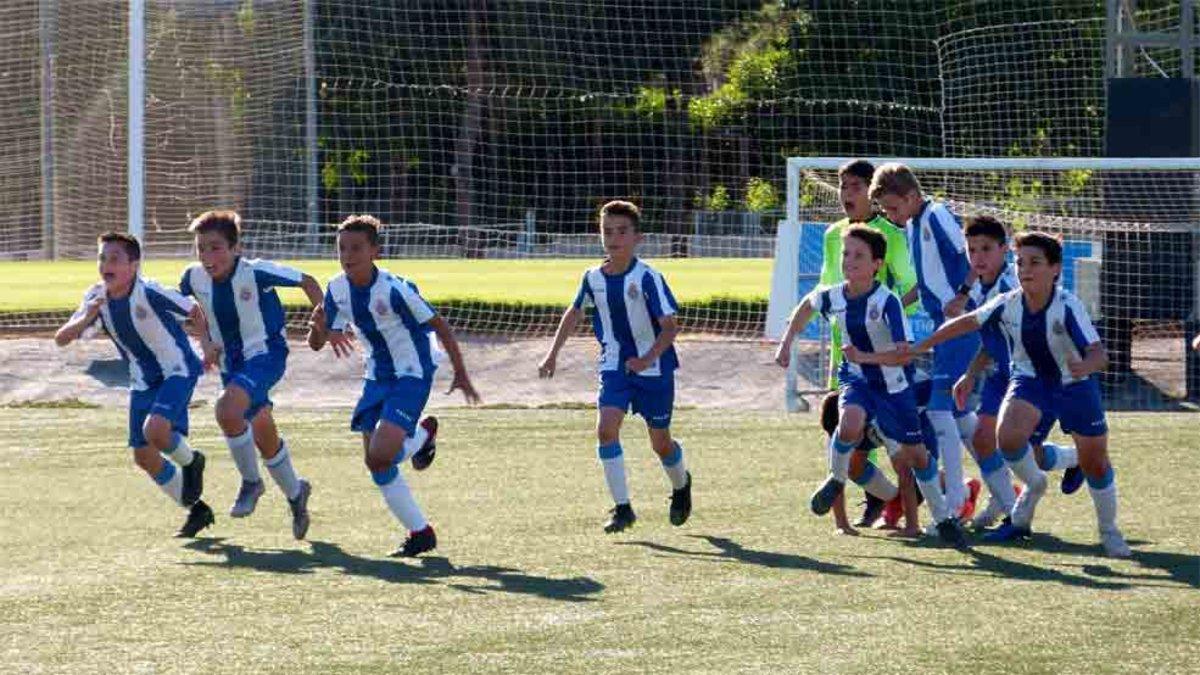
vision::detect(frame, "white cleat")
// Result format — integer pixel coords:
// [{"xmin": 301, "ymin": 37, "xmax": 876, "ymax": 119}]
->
[
  {"xmin": 970, "ymin": 496, "xmax": 1003, "ymax": 530},
  {"xmin": 230, "ymin": 479, "xmax": 265, "ymax": 518},
  {"xmin": 1100, "ymin": 529, "xmax": 1132, "ymax": 559}
]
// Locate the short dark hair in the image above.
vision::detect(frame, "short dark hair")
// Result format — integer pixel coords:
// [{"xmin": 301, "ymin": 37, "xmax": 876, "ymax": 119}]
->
[
  {"xmin": 97, "ymin": 231, "xmax": 141, "ymax": 261},
  {"xmin": 599, "ymin": 200, "xmax": 640, "ymax": 230},
  {"xmin": 963, "ymin": 215, "xmax": 1007, "ymax": 245},
  {"xmin": 1014, "ymin": 230, "xmax": 1062, "ymax": 265},
  {"xmin": 837, "ymin": 159, "xmax": 875, "ymax": 184},
  {"xmin": 844, "ymin": 224, "xmax": 887, "ymax": 260},
  {"xmin": 337, "ymin": 214, "xmax": 382, "ymax": 246},
  {"xmin": 188, "ymin": 210, "xmax": 242, "ymax": 246},
  {"xmin": 820, "ymin": 391, "xmax": 839, "ymax": 436}
]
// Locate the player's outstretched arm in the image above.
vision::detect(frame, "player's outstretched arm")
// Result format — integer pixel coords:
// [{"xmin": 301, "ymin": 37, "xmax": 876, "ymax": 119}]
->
[
  {"xmin": 843, "ymin": 342, "xmax": 913, "ymax": 367},
  {"xmin": 539, "ymin": 306, "xmax": 582, "ymax": 378},
  {"xmin": 626, "ymin": 315, "xmax": 679, "ymax": 374},
  {"xmin": 774, "ymin": 296, "xmax": 815, "ymax": 368},
  {"xmin": 306, "ymin": 304, "xmax": 329, "ymax": 351},
  {"xmin": 298, "ymin": 274, "xmax": 324, "ymax": 308},
  {"xmin": 55, "ymin": 295, "xmax": 105, "ymax": 347},
  {"xmin": 914, "ymin": 313, "xmax": 981, "ymax": 353},
  {"xmin": 429, "ymin": 315, "xmax": 480, "ymax": 404}
]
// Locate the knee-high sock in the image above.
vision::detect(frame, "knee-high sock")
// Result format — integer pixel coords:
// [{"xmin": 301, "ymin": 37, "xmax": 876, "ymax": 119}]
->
[
  {"xmin": 164, "ymin": 433, "xmax": 195, "ymax": 466},
  {"xmin": 225, "ymin": 427, "xmax": 262, "ymax": 483},
  {"xmin": 396, "ymin": 425, "xmax": 430, "ymax": 465},
  {"xmin": 1037, "ymin": 442, "xmax": 1079, "ymax": 472},
  {"xmin": 956, "ymin": 412, "xmax": 978, "ymax": 450},
  {"xmin": 977, "ymin": 449, "xmax": 1017, "ymax": 515},
  {"xmin": 598, "ymin": 442, "xmax": 630, "ymax": 505},
  {"xmin": 829, "ymin": 435, "xmax": 855, "ymax": 482},
  {"xmin": 928, "ymin": 410, "xmax": 965, "ymax": 512},
  {"xmin": 1004, "ymin": 443, "xmax": 1047, "ymax": 528},
  {"xmin": 913, "ymin": 454, "xmax": 950, "ymax": 523},
  {"xmin": 152, "ymin": 461, "xmax": 184, "ymax": 507},
  {"xmin": 659, "ymin": 441, "xmax": 688, "ymax": 490},
  {"xmin": 851, "ymin": 461, "xmax": 898, "ymax": 501},
  {"xmin": 1086, "ymin": 465, "xmax": 1119, "ymax": 533},
  {"xmin": 371, "ymin": 465, "xmax": 427, "ymax": 532},
  {"xmin": 265, "ymin": 439, "xmax": 303, "ymax": 500}
]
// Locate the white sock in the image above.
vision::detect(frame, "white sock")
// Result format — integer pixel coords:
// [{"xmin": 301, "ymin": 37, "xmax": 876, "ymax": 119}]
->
[
  {"xmin": 852, "ymin": 461, "xmax": 898, "ymax": 501},
  {"xmin": 977, "ymin": 450, "xmax": 1018, "ymax": 515},
  {"xmin": 1039, "ymin": 442, "xmax": 1079, "ymax": 472},
  {"xmin": 1086, "ymin": 466, "xmax": 1119, "ymax": 533},
  {"xmin": 152, "ymin": 461, "xmax": 184, "ymax": 507},
  {"xmin": 265, "ymin": 440, "xmax": 303, "ymax": 500},
  {"xmin": 599, "ymin": 442, "xmax": 630, "ymax": 504},
  {"xmin": 373, "ymin": 466, "xmax": 428, "ymax": 532},
  {"xmin": 913, "ymin": 454, "xmax": 950, "ymax": 522},
  {"xmin": 928, "ymin": 410, "xmax": 965, "ymax": 512},
  {"xmin": 398, "ymin": 425, "xmax": 430, "ymax": 465},
  {"xmin": 1005, "ymin": 444, "xmax": 1047, "ymax": 528},
  {"xmin": 956, "ymin": 412, "xmax": 978, "ymax": 449},
  {"xmin": 829, "ymin": 435, "xmax": 855, "ymax": 482},
  {"xmin": 226, "ymin": 427, "xmax": 262, "ymax": 483},
  {"xmin": 164, "ymin": 433, "xmax": 195, "ymax": 466},
  {"xmin": 660, "ymin": 441, "xmax": 688, "ymax": 491}
]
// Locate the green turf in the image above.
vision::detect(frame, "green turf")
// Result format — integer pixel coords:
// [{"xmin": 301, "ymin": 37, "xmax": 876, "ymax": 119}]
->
[
  {"xmin": 0, "ymin": 258, "xmax": 771, "ymax": 313},
  {"xmin": 0, "ymin": 408, "xmax": 1196, "ymax": 673}
]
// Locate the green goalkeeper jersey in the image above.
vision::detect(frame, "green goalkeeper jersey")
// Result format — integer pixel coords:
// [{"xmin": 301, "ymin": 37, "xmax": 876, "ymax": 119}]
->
[{"xmin": 818, "ymin": 214, "xmax": 918, "ymax": 389}]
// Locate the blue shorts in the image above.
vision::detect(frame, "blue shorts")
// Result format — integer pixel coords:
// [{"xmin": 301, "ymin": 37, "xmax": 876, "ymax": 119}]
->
[
  {"xmin": 221, "ymin": 353, "xmax": 287, "ymax": 420},
  {"xmin": 978, "ymin": 370, "xmax": 1008, "ymax": 418},
  {"xmin": 929, "ymin": 333, "xmax": 980, "ymax": 411},
  {"xmin": 1007, "ymin": 375, "xmax": 1107, "ymax": 440},
  {"xmin": 128, "ymin": 376, "xmax": 197, "ymax": 448},
  {"xmin": 598, "ymin": 371, "xmax": 674, "ymax": 429},
  {"xmin": 840, "ymin": 379, "xmax": 923, "ymax": 446},
  {"xmin": 352, "ymin": 377, "xmax": 433, "ymax": 436}
]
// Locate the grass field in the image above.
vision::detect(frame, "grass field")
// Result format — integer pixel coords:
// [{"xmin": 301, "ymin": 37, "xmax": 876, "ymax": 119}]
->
[
  {"xmin": 0, "ymin": 258, "xmax": 771, "ymax": 313},
  {"xmin": 1, "ymin": 407, "xmax": 1196, "ymax": 673}
]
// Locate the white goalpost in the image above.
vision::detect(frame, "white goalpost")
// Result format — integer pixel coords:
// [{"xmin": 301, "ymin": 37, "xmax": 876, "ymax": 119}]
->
[{"xmin": 770, "ymin": 156, "xmax": 1200, "ymax": 412}]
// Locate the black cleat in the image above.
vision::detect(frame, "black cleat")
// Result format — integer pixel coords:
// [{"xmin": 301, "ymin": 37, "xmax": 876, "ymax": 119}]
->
[
  {"xmin": 935, "ymin": 517, "xmax": 970, "ymax": 550},
  {"xmin": 288, "ymin": 479, "xmax": 312, "ymax": 540},
  {"xmin": 176, "ymin": 500, "xmax": 214, "ymax": 538},
  {"xmin": 669, "ymin": 472, "xmax": 693, "ymax": 526},
  {"xmin": 854, "ymin": 492, "xmax": 886, "ymax": 527},
  {"xmin": 391, "ymin": 525, "xmax": 437, "ymax": 557},
  {"xmin": 1060, "ymin": 465, "xmax": 1085, "ymax": 495},
  {"xmin": 810, "ymin": 475, "xmax": 845, "ymax": 516},
  {"xmin": 180, "ymin": 451, "xmax": 206, "ymax": 507},
  {"xmin": 411, "ymin": 416, "xmax": 439, "ymax": 471},
  {"xmin": 604, "ymin": 503, "xmax": 637, "ymax": 533}
]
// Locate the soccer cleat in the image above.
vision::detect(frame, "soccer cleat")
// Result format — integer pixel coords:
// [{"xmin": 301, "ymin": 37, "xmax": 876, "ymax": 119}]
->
[
  {"xmin": 809, "ymin": 475, "xmax": 845, "ymax": 516},
  {"xmin": 879, "ymin": 494, "xmax": 903, "ymax": 528},
  {"xmin": 957, "ymin": 477, "xmax": 983, "ymax": 522},
  {"xmin": 1100, "ymin": 528, "xmax": 1132, "ymax": 559},
  {"xmin": 391, "ymin": 525, "xmax": 437, "ymax": 557},
  {"xmin": 854, "ymin": 493, "xmax": 886, "ymax": 528},
  {"xmin": 411, "ymin": 416, "xmax": 439, "ymax": 471},
  {"xmin": 604, "ymin": 503, "xmax": 637, "ymax": 533},
  {"xmin": 176, "ymin": 500, "xmax": 214, "ymax": 538},
  {"xmin": 288, "ymin": 479, "xmax": 312, "ymax": 540},
  {"xmin": 669, "ymin": 472, "xmax": 693, "ymax": 526},
  {"xmin": 982, "ymin": 518, "xmax": 1032, "ymax": 543},
  {"xmin": 1060, "ymin": 466, "xmax": 1085, "ymax": 495},
  {"xmin": 935, "ymin": 517, "xmax": 970, "ymax": 550},
  {"xmin": 180, "ymin": 450, "xmax": 206, "ymax": 507},
  {"xmin": 230, "ymin": 479, "xmax": 265, "ymax": 518},
  {"xmin": 969, "ymin": 495, "xmax": 1003, "ymax": 531}
]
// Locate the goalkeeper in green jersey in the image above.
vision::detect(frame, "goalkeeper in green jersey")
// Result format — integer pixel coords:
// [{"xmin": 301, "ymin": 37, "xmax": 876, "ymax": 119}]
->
[{"xmin": 814, "ymin": 159, "xmax": 918, "ymax": 530}]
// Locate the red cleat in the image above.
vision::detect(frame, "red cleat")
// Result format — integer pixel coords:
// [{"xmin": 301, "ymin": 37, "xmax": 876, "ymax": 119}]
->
[
  {"xmin": 879, "ymin": 493, "xmax": 904, "ymax": 529},
  {"xmin": 957, "ymin": 477, "xmax": 983, "ymax": 522}
]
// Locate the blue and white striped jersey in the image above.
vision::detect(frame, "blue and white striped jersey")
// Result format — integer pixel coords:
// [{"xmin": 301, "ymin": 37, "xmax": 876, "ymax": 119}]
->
[
  {"xmin": 323, "ymin": 266, "xmax": 439, "ymax": 381},
  {"xmin": 72, "ymin": 278, "xmax": 201, "ymax": 390},
  {"xmin": 970, "ymin": 287, "xmax": 1102, "ymax": 385},
  {"xmin": 809, "ymin": 281, "xmax": 912, "ymax": 394},
  {"xmin": 968, "ymin": 263, "xmax": 1019, "ymax": 378},
  {"xmin": 907, "ymin": 200, "xmax": 971, "ymax": 325},
  {"xmin": 572, "ymin": 258, "xmax": 679, "ymax": 377},
  {"xmin": 179, "ymin": 257, "xmax": 304, "ymax": 372}
]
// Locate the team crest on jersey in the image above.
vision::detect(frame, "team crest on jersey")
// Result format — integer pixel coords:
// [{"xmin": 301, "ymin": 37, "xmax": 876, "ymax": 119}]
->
[
  {"xmin": 374, "ymin": 299, "xmax": 389, "ymax": 316},
  {"xmin": 239, "ymin": 287, "xmax": 253, "ymax": 303},
  {"xmin": 1052, "ymin": 320, "xmax": 1065, "ymax": 335},
  {"xmin": 922, "ymin": 227, "xmax": 931, "ymax": 241},
  {"xmin": 627, "ymin": 283, "xmax": 639, "ymax": 300},
  {"xmin": 134, "ymin": 305, "xmax": 148, "ymax": 320},
  {"xmin": 869, "ymin": 306, "xmax": 880, "ymax": 321}
]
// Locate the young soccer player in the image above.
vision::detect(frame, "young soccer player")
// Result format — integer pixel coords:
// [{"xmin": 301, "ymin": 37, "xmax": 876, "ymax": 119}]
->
[
  {"xmin": 538, "ymin": 200, "xmax": 691, "ymax": 534},
  {"xmin": 307, "ymin": 215, "xmax": 478, "ymax": 557},
  {"xmin": 913, "ymin": 231, "xmax": 1131, "ymax": 557},
  {"xmin": 775, "ymin": 225, "xmax": 967, "ymax": 549},
  {"xmin": 955, "ymin": 216, "xmax": 1081, "ymax": 530},
  {"xmin": 55, "ymin": 232, "xmax": 218, "ymax": 537},
  {"xmin": 179, "ymin": 210, "xmax": 321, "ymax": 539},
  {"xmin": 818, "ymin": 159, "xmax": 919, "ymax": 526},
  {"xmin": 870, "ymin": 163, "xmax": 982, "ymax": 521}
]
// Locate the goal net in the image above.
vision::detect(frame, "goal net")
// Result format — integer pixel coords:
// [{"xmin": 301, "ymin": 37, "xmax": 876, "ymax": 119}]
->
[{"xmin": 773, "ymin": 157, "xmax": 1200, "ymax": 412}]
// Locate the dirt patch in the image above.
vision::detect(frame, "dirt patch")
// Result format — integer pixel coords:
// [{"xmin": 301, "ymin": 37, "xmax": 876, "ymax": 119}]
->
[{"xmin": 0, "ymin": 336, "xmax": 795, "ymax": 413}]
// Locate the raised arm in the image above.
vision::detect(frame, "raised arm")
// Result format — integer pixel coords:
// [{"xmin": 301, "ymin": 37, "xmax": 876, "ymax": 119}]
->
[
  {"xmin": 915, "ymin": 313, "xmax": 982, "ymax": 353},
  {"xmin": 55, "ymin": 295, "xmax": 104, "ymax": 347},
  {"xmin": 299, "ymin": 274, "xmax": 324, "ymax": 308}
]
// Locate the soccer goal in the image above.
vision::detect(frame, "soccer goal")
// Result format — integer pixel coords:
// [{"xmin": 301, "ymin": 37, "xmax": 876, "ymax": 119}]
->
[{"xmin": 770, "ymin": 157, "xmax": 1200, "ymax": 412}]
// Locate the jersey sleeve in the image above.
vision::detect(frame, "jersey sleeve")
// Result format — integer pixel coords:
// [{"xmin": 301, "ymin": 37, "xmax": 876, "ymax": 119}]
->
[
  {"xmin": 391, "ymin": 280, "xmax": 437, "ymax": 325},
  {"xmin": 1063, "ymin": 294, "xmax": 1102, "ymax": 352},
  {"xmin": 931, "ymin": 204, "xmax": 967, "ymax": 255},
  {"xmin": 250, "ymin": 259, "xmax": 305, "ymax": 289},
  {"xmin": 881, "ymin": 220, "xmax": 917, "ymax": 300},
  {"xmin": 819, "ymin": 223, "xmax": 843, "ymax": 286},
  {"xmin": 179, "ymin": 267, "xmax": 194, "ymax": 297},
  {"xmin": 571, "ymin": 272, "xmax": 592, "ymax": 310},
  {"xmin": 883, "ymin": 293, "xmax": 912, "ymax": 343},
  {"xmin": 144, "ymin": 280, "xmax": 195, "ymax": 318},
  {"xmin": 643, "ymin": 270, "xmax": 677, "ymax": 319},
  {"xmin": 69, "ymin": 285, "xmax": 103, "ymax": 327},
  {"xmin": 968, "ymin": 291, "xmax": 1009, "ymax": 330},
  {"xmin": 806, "ymin": 287, "xmax": 832, "ymax": 322},
  {"xmin": 322, "ymin": 285, "xmax": 347, "ymax": 331}
]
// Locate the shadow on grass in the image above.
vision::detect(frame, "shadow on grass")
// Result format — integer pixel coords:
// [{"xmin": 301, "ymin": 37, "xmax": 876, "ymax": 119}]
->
[
  {"xmin": 1019, "ymin": 533, "xmax": 1199, "ymax": 588},
  {"xmin": 617, "ymin": 534, "xmax": 870, "ymax": 578},
  {"xmin": 181, "ymin": 538, "xmax": 604, "ymax": 602}
]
